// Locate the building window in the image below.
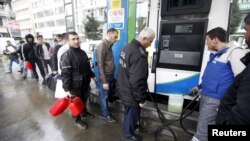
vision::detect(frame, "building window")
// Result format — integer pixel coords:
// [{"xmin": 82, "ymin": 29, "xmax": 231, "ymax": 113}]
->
[
  {"xmin": 44, "ymin": 9, "xmax": 54, "ymax": 17},
  {"xmin": 65, "ymin": 0, "xmax": 72, "ymax": 4},
  {"xmin": 38, "ymin": 22, "xmax": 45, "ymax": 28},
  {"xmin": 0, "ymin": 4, "xmax": 4, "ymax": 10},
  {"xmin": 36, "ymin": 11, "xmax": 44, "ymax": 18},
  {"xmin": 65, "ymin": 4, "xmax": 73, "ymax": 16},
  {"xmin": 0, "ymin": 18, "xmax": 3, "ymax": 26},
  {"xmin": 46, "ymin": 21, "xmax": 55, "ymax": 27},
  {"xmin": 55, "ymin": 7, "xmax": 64, "ymax": 14},
  {"xmin": 66, "ymin": 16, "xmax": 73, "ymax": 27},
  {"xmin": 56, "ymin": 19, "xmax": 65, "ymax": 26},
  {"xmin": 54, "ymin": 0, "xmax": 63, "ymax": 2}
]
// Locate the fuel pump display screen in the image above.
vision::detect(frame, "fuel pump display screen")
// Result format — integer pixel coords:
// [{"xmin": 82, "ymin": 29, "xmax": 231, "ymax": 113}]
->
[
  {"xmin": 158, "ymin": 20, "xmax": 207, "ymax": 71},
  {"xmin": 175, "ymin": 24, "xmax": 193, "ymax": 33}
]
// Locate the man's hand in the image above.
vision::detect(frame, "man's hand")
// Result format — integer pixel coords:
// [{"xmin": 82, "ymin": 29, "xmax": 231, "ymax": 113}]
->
[
  {"xmin": 92, "ymin": 77, "xmax": 97, "ymax": 82},
  {"xmin": 139, "ymin": 101, "xmax": 146, "ymax": 108},
  {"xmin": 65, "ymin": 91, "xmax": 73, "ymax": 97},
  {"xmin": 103, "ymin": 83, "xmax": 109, "ymax": 90},
  {"xmin": 192, "ymin": 86, "xmax": 200, "ymax": 93},
  {"xmin": 189, "ymin": 86, "xmax": 200, "ymax": 96},
  {"xmin": 52, "ymin": 71, "xmax": 58, "ymax": 75}
]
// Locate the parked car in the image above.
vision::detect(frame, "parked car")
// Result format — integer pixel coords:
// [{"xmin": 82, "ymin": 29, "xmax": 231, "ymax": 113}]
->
[
  {"xmin": 229, "ymin": 34, "xmax": 247, "ymax": 48},
  {"xmin": 80, "ymin": 40, "xmax": 101, "ymax": 67}
]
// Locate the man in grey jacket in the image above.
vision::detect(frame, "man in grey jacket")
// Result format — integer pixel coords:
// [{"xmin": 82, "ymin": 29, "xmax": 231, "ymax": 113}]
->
[{"xmin": 96, "ymin": 28, "xmax": 118, "ymax": 122}]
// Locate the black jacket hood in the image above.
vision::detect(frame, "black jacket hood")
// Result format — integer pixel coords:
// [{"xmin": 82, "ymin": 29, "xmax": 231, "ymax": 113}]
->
[{"xmin": 25, "ymin": 34, "xmax": 34, "ymax": 43}]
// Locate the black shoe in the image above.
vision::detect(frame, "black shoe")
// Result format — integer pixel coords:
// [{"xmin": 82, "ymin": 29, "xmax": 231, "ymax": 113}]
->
[
  {"xmin": 75, "ymin": 120, "xmax": 88, "ymax": 130},
  {"xmin": 22, "ymin": 76, "xmax": 27, "ymax": 80},
  {"xmin": 42, "ymin": 80, "xmax": 47, "ymax": 85},
  {"xmin": 81, "ymin": 112, "xmax": 95, "ymax": 119},
  {"xmin": 109, "ymin": 111, "xmax": 118, "ymax": 116},
  {"xmin": 123, "ymin": 135, "xmax": 142, "ymax": 141},
  {"xmin": 103, "ymin": 116, "xmax": 116, "ymax": 123}
]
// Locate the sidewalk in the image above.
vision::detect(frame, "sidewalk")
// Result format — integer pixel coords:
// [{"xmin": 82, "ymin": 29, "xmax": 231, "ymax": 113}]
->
[{"xmin": 0, "ymin": 55, "xmax": 195, "ymax": 141}]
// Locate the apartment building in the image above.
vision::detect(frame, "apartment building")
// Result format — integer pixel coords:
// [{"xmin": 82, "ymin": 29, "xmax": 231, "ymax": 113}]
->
[
  {"xmin": 0, "ymin": 2, "xmax": 16, "ymax": 37},
  {"xmin": 12, "ymin": 0, "xmax": 33, "ymax": 38},
  {"xmin": 32, "ymin": 0, "xmax": 66, "ymax": 42}
]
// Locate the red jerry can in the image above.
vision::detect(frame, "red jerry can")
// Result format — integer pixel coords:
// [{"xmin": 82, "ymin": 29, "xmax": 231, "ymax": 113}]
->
[
  {"xmin": 26, "ymin": 61, "xmax": 32, "ymax": 70},
  {"xmin": 49, "ymin": 97, "xmax": 69, "ymax": 116},
  {"xmin": 68, "ymin": 97, "xmax": 85, "ymax": 116}
]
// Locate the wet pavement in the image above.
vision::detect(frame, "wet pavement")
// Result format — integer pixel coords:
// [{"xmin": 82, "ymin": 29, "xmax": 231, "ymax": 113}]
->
[{"xmin": 0, "ymin": 55, "xmax": 195, "ymax": 141}]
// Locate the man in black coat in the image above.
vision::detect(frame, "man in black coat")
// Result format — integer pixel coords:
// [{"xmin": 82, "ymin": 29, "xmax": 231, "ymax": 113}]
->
[
  {"xmin": 216, "ymin": 13, "xmax": 250, "ymax": 125},
  {"xmin": 22, "ymin": 34, "xmax": 45, "ymax": 80},
  {"xmin": 52, "ymin": 33, "xmax": 67, "ymax": 74},
  {"xmin": 116, "ymin": 28, "xmax": 155, "ymax": 141},
  {"xmin": 60, "ymin": 32, "xmax": 95, "ymax": 130}
]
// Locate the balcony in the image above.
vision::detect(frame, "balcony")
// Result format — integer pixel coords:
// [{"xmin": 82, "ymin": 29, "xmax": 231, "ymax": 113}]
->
[{"xmin": 0, "ymin": 8, "xmax": 15, "ymax": 18}]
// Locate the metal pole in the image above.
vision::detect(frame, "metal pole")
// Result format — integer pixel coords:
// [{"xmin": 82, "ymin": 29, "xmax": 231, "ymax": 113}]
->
[{"xmin": 227, "ymin": 0, "xmax": 233, "ymax": 41}]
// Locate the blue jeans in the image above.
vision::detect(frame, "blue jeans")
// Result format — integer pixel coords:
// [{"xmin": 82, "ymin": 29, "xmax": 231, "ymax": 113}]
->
[
  {"xmin": 98, "ymin": 76, "xmax": 112, "ymax": 118},
  {"xmin": 22, "ymin": 61, "xmax": 28, "ymax": 77},
  {"xmin": 23, "ymin": 61, "xmax": 35, "ymax": 78},
  {"xmin": 7, "ymin": 56, "xmax": 19, "ymax": 72}
]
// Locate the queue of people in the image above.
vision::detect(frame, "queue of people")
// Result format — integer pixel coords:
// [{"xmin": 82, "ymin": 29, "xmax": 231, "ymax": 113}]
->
[{"xmin": 3, "ymin": 13, "xmax": 250, "ymax": 141}]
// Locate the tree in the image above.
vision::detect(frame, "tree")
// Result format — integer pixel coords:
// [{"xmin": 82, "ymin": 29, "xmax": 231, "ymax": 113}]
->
[
  {"xmin": 83, "ymin": 16, "xmax": 101, "ymax": 40},
  {"xmin": 228, "ymin": 1, "xmax": 242, "ymax": 35}
]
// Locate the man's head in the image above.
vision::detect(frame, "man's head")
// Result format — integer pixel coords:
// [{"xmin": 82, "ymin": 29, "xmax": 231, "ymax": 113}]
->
[
  {"xmin": 37, "ymin": 35, "xmax": 44, "ymax": 44},
  {"xmin": 6, "ymin": 40, "xmax": 11, "ymax": 46},
  {"xmin": 105, "ymin": 28, "xmax": 118, "ymax": 43},
  {"xmin": 25, "ymin": 34, "xmax": 34, "ymax": 43},
  {"xmin": 244, "ymin": 13, "xmax": 250, "ymax": 47},
  {"xmin": 56, "ymin": 34, "xmax": 63, "ymax": 43},
  {"xmin": 137, "ymin": 27, "xmax": 155, "ymax": 48},
  {"xmin": 205, "ymin": 27, "xmax": 227, "ymax": 51},
  {"xmin": 62, "ymin": 33, "xmax": 68, "ymax": 45},
  {"xmin": 67, "ymin": 31, "xmax": 80, "ymax": 48}
]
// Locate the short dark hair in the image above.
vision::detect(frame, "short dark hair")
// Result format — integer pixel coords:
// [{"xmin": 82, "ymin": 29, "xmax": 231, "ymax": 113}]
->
[
  {"xmin": 37, "ymin": 35, "xmax": 43, "ymax": 39},
  {"xmin": 244, "ymin": 13, "xmax": 250, "ymax": 25},
  {"xmin": 206, "ymin": 27, "xmax": 227, "ymax": 42},
  {"xmin": 107, "ymin": 28, "xmax": 118, "ymax": 34},
  {"xmin": 67, "ymin": 31, "xmax": 78, "ymax": 39},
  {"xmin": 62, "ymin": 33, "xmax": 68, "ymax": 40},
  {"xmin": 56, "ymin": 34, "xmax": 62, "ymax": 39}
]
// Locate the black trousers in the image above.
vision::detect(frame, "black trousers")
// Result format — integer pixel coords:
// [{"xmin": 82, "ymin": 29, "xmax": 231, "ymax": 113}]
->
[
  {"xmin": 123, "ymin": 105, "xmax": 141, "ymax": 138},
  {"xmin": 71, "ymin": 86, "xmax": 91, "ymax": 121},
  {"xmin": 30, "ymin": 58, "xmax": 45, "ymax": 79}
]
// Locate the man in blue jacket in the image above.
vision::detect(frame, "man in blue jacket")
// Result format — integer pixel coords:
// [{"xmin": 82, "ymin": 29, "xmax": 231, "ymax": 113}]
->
[{"xmin": 191, "ymin": 27, "xmax": 246, "ymax": 141}]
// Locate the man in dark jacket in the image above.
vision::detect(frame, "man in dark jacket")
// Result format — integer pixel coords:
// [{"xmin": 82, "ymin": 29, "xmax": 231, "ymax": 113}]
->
[
  {"xmin": 36, "ymin": 35, "xmax": 52, "ymax": 75},
  {"xmin": 52, "ymin": 33, "xmax": 67, "ymax": 73},
  {"xmin": 5, "ymin": 40, "xmax": 20, "ymax": 73},
  {"xmin": 22, "ymin": 34, "xmax": 45, "ymax": 80},
  {"xmin": 117, "ymin": 28, "xmax": 155, "ymax": 141},
  {"xmin": 216, "ymin": 13, "xmax": 250, "ymax": 125},
  {"xmin": 60, "ymin": 32, "xmax": 95, "ymax": 130},
  {"xmin": 96, "ymin": 28, "xmax": 118, "ymax": 122}
]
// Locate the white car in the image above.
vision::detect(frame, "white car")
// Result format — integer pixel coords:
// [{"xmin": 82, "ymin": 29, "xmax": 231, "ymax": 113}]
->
[{"xmin": 80, "ymin": 40, "xmax": 101, "ymax": 67}]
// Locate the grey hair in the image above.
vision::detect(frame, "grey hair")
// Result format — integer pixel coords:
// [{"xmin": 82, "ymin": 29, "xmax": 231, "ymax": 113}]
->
[{"xmin": 138, "ymin": 27, "xmax": 155, "ymax": 39}]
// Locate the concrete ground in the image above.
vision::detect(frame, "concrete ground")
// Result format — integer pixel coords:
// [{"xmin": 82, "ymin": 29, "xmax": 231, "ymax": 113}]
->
[{"xmin": 0, "ymin": 55, "xmax": 196, "ymax": 141}]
